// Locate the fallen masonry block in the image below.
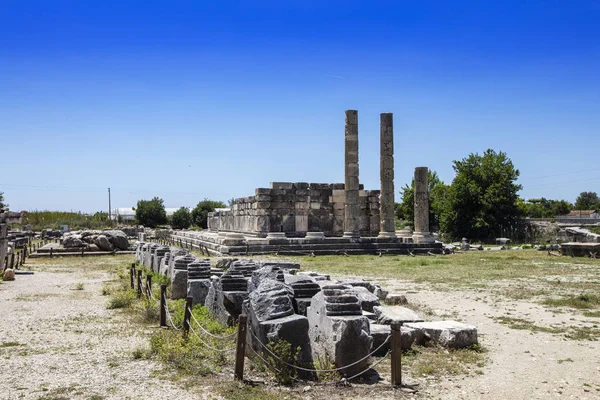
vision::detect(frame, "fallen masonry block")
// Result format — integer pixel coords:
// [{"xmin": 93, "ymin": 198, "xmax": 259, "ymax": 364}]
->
[
  {"xmin": 249, "ymin": 265, "xmax": 285, "ymax": 292},
  {"xmin": 339, "ymin": 279, "xmax": 375, "ymax": 293},
  {"xmin": 204, "ymin": 270, "xmax": 249, "ymax": 326},
  {"xmin": 187, "ymin": 259, "xmax": 212, "ymax": 306},
  {"xmin": 369, "ymin": 323, "xmax": 425, "ymax": 355},
  {"xmin": 405, "ymin": 320, "xmax": 478, "ymax": 349},
  {"xmin": 297, "ymin": 271, "xmax": 330, "ymax": 281},
  {"xmin": 171, "ymin": 254, "xmax": 196, "ymax": 299},
  {"xmin": 347, "ymin": 286, "xmax": 381, "ymax": 312},
  {"xmin": 385, "ymin": 293, "xmax": 408, "ymax": 305},
  {"xmin": 307, "ymin": 285, "xmax": 372, "ymax": 377},
  {"xmin": 373, "ymin": 306, "xmax": 424, "ymax": 325}
]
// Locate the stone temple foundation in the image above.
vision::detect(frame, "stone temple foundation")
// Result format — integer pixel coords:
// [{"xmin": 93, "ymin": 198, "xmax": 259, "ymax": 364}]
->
[{"xmin": 170, "ymin": 110, "xmax": 442, "ymax": 256}]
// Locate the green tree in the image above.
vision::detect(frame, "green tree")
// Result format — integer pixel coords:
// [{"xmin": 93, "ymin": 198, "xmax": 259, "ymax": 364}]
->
[
  {"xmin": 523, "ymin": 198, "xmax": 572, "ymax": 218},
  {"xmin": 397, "ymin": 170, "xmax": 448, "ymax": 232},
  {"xmin": 135, "ymin": 197, "xmax": 167, "ymax": 228},
  {"xmin": 0, "ymin": 192, "xmax": 7, "ymax": 209},
  {"xmin": 191, "ymin": 199, "xmax": 226, "ymax": 229},
  {"xmin": 574, "ymin": 191, "xmax": 600, "ymax": 210},
  {"xmin": 171, "ymin": 207, "xmax": 192, "ymax": 229},
  {"xmin": 441, "ymin": 149, "xmax": 524, "ymax": 241}
]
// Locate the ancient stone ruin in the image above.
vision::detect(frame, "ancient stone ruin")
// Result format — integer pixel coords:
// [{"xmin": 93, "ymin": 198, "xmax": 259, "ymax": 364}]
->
[
  {"xmin": 136, "ymin": 241, "xmax": 478, "ymax": 379},
  {"xmin": 167, "ymin": 110, "xmax": 442, "ymax": 256}
]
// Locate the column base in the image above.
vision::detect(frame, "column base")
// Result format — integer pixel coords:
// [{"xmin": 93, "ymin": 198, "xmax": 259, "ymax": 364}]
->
[
  {"xmin": 377, "ymin": 231, "xmax": 397, "ymax": 239},
  {"xmin": 412, "ymin": 232, "xmax": 434, "ymax": 244}
]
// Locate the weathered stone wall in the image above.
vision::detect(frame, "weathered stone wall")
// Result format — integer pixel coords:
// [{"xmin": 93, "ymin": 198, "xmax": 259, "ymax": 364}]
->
[{"xmin": 208, "ymin": 182, "xmax": 380, "ymax": 237}]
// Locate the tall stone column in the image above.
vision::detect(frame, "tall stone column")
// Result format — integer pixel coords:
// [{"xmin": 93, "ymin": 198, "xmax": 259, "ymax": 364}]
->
[
  {"xmin": 379, "ymin": 113, "xmax": 396, "ymax": 238},
  {"xmin": 412, "ymin": 166, "xmax": 433, "ymax": 243},
  {"xmin": 343, "ymin": 110, "xmax": 360, "ymax": 238}
]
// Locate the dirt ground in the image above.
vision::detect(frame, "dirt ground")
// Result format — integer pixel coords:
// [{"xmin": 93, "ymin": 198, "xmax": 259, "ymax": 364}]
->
[{"xmin": 0, "ymin": 254, "xmax": 599, "ymax": 399}]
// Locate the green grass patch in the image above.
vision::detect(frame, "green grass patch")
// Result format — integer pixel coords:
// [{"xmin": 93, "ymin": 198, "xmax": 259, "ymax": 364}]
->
[
  {"xmin": 583, "ymin": 311, "xmax": 600, "ymax": 318},
  {"xmin": 542, "ymin": 294, "xmax": 600, "ymax": 310},
  {"xmin": 267, "ymin": 250, "xmax": 600, "ymax": 287},
  {"xmin": 403, "ymin": 344, "xmax": 487, "ymax": 377},
  {"xmin": 494, "ymin": 316, "xmax": 600, "ymax": 340}
]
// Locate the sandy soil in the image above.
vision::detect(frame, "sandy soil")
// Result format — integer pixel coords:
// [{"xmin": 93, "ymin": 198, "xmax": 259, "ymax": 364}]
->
[
  {"xmin": 0, "ymin": 266, "xmax": 202, "ymax": 400},
  {"xmin": 383, "ymin": 280, "xmax": 600, "ymax": 399}
]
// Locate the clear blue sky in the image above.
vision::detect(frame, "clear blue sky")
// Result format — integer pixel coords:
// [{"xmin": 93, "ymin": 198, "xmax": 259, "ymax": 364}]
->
[{"xmin": 1, "ymin": 0, "xmax": 599, "ymax": 213}]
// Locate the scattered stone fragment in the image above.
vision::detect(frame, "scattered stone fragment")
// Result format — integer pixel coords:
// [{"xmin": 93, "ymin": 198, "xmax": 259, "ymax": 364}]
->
[
  {"xmin": 405, "ymin": 320, "xmax": 477, "ymax": 348},
  {"xmin": 2, "ymin": 268, "xmax": 15, "ymax": 281},
  {"xmin": 373, "ymin": 306, "xmax": 424, "ymax": 325},
  {"xmin": 385, "ymin": 293, "xmax": 408, "ymax": 305}
]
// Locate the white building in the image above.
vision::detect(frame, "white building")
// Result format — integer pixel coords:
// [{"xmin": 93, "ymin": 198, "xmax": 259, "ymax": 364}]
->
[{"xmin": 112, "ymin": 207, "xmax": 190, "ymax": 222}]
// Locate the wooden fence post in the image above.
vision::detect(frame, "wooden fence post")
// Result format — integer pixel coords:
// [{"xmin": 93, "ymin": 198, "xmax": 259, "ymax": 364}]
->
[
  {"xmin": 391, "ymin": 322, "xmax": 403, "ymax": 386},
  {"xmin": 10, "ymin": 253, "xmax": 15, "ymax": 268},
  {"xmin": 183, "ymin": 296, "xmax": 193, "ymax": 338},
  {"xmin": 235, "ymin": 314, "xmax": 248, "ymax": 381},
  {"xmin": 160, "ymin": 284, "xmax": 167, "ymax": 327},
  {"xmin": 49, "ymin": 247, "xmax": 53, "ymax": 258},
  {"xmin": 130, "ymin": 263, "xmax": 135, "ymax": 289},
  {"xmin": 137, "ymin": 270, "xmax": 143, "ymax": 298}
]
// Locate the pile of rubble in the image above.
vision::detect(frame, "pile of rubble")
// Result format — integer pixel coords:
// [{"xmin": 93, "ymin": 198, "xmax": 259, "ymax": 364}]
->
[
  {"xmin": 63, "ymin": 229, "xmax": 130, "ymax": 251},
  {"xmin": 136, "ymin": 242, "xmax": 478, "ymax": 378}
]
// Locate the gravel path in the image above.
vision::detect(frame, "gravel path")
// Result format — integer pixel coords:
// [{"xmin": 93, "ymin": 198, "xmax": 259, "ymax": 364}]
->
[{"xmin": 0, "ymin": 263, "xmax": 202, "ymax": 400}]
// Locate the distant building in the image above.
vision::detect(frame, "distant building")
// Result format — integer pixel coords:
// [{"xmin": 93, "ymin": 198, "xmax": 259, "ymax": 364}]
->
[
  {"xmin": 561, "ymin": 210, "xmax": 599, "ymax": 219},
  {"xmin": 113, "ymin": 207, "xmax": 136, "ymax": 222},
  {"xmin": 112, "ymin": 207, "xmax": 189, "ymax": 222}
]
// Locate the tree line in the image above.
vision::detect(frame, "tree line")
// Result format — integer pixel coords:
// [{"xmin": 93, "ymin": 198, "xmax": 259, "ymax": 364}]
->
[
  {"xmin": 135, "ymin": 198, "xmax": 226, "ymax": 229},
  {"xmin": 395, "ymin": 149, "xmax": 599, "ymax": 242}
]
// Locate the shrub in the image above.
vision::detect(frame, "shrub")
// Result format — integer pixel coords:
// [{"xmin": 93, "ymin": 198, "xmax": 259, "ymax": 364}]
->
[{"xmin": 107, "ymin": 290, "xmax": 136, "ymax": 309}]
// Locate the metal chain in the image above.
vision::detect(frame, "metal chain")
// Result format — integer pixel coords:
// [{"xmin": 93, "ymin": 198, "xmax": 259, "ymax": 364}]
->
[{"xmin": 248, "ymin": 327, "xmax": 391, "ymax": 373}]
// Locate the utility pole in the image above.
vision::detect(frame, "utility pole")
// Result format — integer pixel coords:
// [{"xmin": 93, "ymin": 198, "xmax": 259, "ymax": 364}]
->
[{"xmin": 108, "ymin": 187, "xmax": 112, "ymax": 225}]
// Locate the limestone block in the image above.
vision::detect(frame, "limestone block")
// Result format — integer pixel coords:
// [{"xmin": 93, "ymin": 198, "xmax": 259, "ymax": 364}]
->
[
  {"xmin": 385, "ymin": 293, "xmax": 408, "ymax": 305},
  {"xmin": 369, "ymin": 324, "xmax": 424, "ymax": 355},
  {"xmin": 246, "ymin": 311, "xmax": 315, "ymax": 377},
  {"xmin": 95, "ymin": 235, "xmax": 113, "ymax": 251},
  {"xmin": 405, "ymin": 321, "xmax": 478, "ymax": 349},
  {"xmin": 347, "ymin": 286, "xmax": 380, "ymax": 312},
  {"xmin": 249, "ymin": 279, "xmax": 295, "ymax": 322},
  {"xmin": 373, "ymin": 285, "xmax": 389, "ymax": 301},
  {"xmin": 307, "ymin": 287, "xmax": 372, "ymax": 377},
  {"xmin": 249, "ymin": 265, "xmax": 285, "ymax": 292},
  {"xmin": 171, "ymin": 269, "xmax": 188, "ymax": 299},
  {"xmin": 187, "ymin": 279, "xmax": 212, "ymax": 306},
  {"xmin": 373, "ymin": 306, "xmax": 424, "ymax": 325},
  {"xmin": 2, "ymin": 268, "xmax": 15, "ymax": 281}
]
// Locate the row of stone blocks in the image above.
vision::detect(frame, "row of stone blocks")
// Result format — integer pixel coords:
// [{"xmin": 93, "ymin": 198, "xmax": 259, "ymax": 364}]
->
[{"xmin": 135, "ymin": 242, "xmax": 477, "ymax": 378}]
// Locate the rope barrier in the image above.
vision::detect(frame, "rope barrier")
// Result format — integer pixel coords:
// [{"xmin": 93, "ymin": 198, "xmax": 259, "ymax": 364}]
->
[
  {"xmin": 187, "ymin": 307, "xmax": 238, "ymax": 340},
  {"xmin": 147, "ymin": 282, "xmax": 159, "ymax": 302},
  {"xmin": 164, "ymin": 302, "xmax": 182, "ymax": 330},
  {"xmin": 189, "ymin": 324, "xmax": 235, "ymax": 352},
  {"xmin": 346, "ymin": 349, "xmax": 391, "ymax": 381},
  {"xmin": 247, "ymin": 342, "xmax": 282, "ymax": 374},
  {"xmin": 249, "ymin": 327, "xmax": 391, "ymax": 373}
]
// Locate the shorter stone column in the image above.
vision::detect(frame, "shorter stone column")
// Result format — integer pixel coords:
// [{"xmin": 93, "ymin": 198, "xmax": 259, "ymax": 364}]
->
[{"xmin": 412, "ymin": 166, "xmax": 434, "ymax": 243}]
